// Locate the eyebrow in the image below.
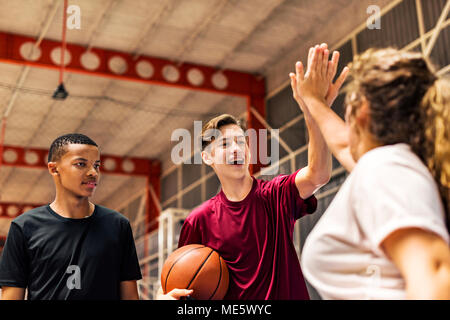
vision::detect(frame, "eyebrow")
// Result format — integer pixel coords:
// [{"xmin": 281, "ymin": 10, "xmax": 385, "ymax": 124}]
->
[
  {"xmin": 218, "ymin": 135, "xmax": 245, "ymax": 141},
  {"xmin": 73, "ymin": 158, "xmax": 101, "ymax": 162}
]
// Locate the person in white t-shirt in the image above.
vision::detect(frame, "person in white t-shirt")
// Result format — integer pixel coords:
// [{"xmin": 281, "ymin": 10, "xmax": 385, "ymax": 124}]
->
[{"xmin": 289, "ymin": 44, "xmax": 450, "ymax": 299}]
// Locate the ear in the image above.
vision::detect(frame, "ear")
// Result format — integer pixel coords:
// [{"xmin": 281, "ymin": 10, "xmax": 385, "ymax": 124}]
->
[
  {"xmin": 48, "ymin": 162, "xmax": 59, "ymax": 177},
  {"xmin": 355, "ymin": 99, "xmax": 371, "ymax": 130},
  {"xmin": 201, "ymin": 150, "xmax": 213, "ymax": 166}
]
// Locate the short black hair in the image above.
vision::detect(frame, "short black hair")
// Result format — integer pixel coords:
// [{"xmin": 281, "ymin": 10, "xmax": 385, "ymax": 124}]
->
[{"xmin": 48, "ymin": 133, "xmax": 98, "ymax": 162}]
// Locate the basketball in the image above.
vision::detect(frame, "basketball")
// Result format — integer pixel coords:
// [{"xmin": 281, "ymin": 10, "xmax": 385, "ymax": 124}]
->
[{"xmin": 160, "ymin": 244, "xmax": 229, "ymax": 300}]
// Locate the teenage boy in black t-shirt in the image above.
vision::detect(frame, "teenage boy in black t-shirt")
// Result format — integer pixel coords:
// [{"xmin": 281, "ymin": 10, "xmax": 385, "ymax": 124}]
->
[{"xmin": 0, "ymin": 134, "xmax": 142, "ymax": 300}]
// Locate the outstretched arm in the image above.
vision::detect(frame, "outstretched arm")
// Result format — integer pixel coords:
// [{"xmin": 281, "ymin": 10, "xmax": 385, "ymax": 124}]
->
[
  {"xmin": 290, "ymin": 44, "xmax": 355, "ymax": 172},
  {"xmin": 293, "ymin": 45, "xmax": 332, "ymax": 199}
]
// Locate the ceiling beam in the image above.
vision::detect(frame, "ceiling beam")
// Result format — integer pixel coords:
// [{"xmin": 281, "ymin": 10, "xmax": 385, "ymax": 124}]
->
[
  {"xmin": 0, "ymin": 31, "xmax": 265, "ymax": 99},
  {"xmin": 0, "ymin": 202, "xmax": 43, "ymax": 219},
  {"xmin": 1, "ymin": 144, "xmax": 158, "ymax": 177}
]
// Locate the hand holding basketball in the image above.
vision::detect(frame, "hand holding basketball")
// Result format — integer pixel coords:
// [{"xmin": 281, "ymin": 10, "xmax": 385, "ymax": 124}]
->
[{"xmin": 160, "ymin": 244, "xmax": 229, "ymax": 300}]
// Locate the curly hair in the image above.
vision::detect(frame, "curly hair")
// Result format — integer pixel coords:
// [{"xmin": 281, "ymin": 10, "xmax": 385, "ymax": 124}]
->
[{"xmin": 344, "ymin": 48, "xmax": 450, "ymax": 230}]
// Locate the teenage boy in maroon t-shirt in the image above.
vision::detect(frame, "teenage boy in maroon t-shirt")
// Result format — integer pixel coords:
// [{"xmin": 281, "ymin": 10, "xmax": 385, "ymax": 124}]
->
[{"xmin": 158, "ymin": 45, "xmax": 348, "ymax": 300}]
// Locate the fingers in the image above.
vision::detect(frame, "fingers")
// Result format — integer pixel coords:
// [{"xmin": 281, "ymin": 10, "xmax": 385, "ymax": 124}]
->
[
  {"xmin": 295, "ymin": 61, "xmax": 304, "ymax": 82},
  {"xmin": 168, "ymin": 288, "xmax": 194, "ymax": 300},
  {"xmin": 334, "ymin": 66, "xmax": 350, "ymax": 89},
  {"xmin": 306, "ymin": 45, "xmax": 316, "ymax": 77},
  {"xmin": 319, "ymin": 43, "xmax": 328, "ymax": 78},
  {"xmin": 311, "ymin": 45, "xmax": 320, "ymax": 76},
  {"xmin": 322, "ymin": 49, "xmax": 329, "ymax": 78},
  {"xmin": 289, "ymin": 72, "xmax": 297, "ymax": 98},
  {"xmin": 307, "ymin": 47, "xmax": 313, "ymax": 68},
  {"xmin": 320, "ymin": 43, "xmax": 328, "ymax": 50},
  {"xmin": 328, "ymin": 51, "xmax": 340, "ymax": 82}
]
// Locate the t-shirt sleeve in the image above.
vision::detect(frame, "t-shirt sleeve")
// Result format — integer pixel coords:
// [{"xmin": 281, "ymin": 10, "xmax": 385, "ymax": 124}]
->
[
  {"xmin": 264, "ymin": 169, "xmax": 318, "ymax": 221},
  {"xmin": 0, "ymin": 222, "xmax": 29, "ymax": 288},
  {"xmin": 353, "ymin": 163, "xmax": 449, "ymax": 254},
  {"xmin": 178, "ymin": 217, "xmax": 202, "ymax": 248},
  {"xmin": 120, "ymin": 221, "xmax": 142, "ymax": 282}
]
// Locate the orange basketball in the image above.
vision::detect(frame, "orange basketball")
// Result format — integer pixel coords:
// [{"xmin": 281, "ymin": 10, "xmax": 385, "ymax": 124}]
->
[{"xmin": 160, "ymin": 244, "xmax": 229, "ymax": 300}]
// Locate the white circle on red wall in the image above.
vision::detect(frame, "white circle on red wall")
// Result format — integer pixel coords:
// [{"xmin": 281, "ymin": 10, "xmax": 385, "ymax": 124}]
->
[
  {"xmin": 187, "ymin": 68, "xmax": 204, "ymax": 86},
  {"xmin": 136, "ymin": 60, "xmax": 154, "ymax": 79},
  {"xmin": 50, "ymin": 47, "xmax": 72, "ymax": 66},
  {"xmin": 108, "ymin": 56, "xmax": 128, "ymax": 74},
  {"xmin": 7, "ymin": 205, "xmax": 18, "ymax": 217},
  {"xmin": 81, "ymin": 51, "xmax": 101, "ymax": 71},
  {"xmin": 103, "ymin": 158, "xmax": 117, "ymax": 171},
  {"xmin": 122, "ymin": 159, "xmax": 135, "ymax": 173},
  {"xmin": 19, "ymin": 42, "xmax": 42, "ymax": 61},
  {"xmin": 162, "ymin": 65, "xmax": 180, "ymax": 83},
  {"xmin": 3, "ymin": 149, "xmax": 18, "ymax": 163},
  {"xmin": 211, "ymin": 71, "xmax": 228, "ymax": 90},
  {"xmin": 25, "ymin": 151, "xmax": 39, "ymax": 165}
]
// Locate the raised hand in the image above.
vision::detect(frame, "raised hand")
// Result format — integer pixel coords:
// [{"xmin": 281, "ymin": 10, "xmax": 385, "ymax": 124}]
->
[
  {"xmin": 290, "ymin": 43, "xmax": 349, "ymax": 108},
  {"xmin": 324, "ymin": 50, "xmax": 350, "ymax": 106},
  {"xmin": 290, "ymin": 45, "xmax": 330, "ymax": 105}
]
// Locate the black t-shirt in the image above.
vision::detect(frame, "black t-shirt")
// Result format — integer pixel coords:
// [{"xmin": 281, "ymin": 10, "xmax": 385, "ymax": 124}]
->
[{"xmin": 0, "ymin": 204, "xmax": 142, "ymax": 300}]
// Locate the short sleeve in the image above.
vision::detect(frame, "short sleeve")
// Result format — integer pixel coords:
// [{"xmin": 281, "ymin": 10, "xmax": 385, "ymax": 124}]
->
[
  {"xmin": 120, "ymin": 221, "xmax": 142, "ymax": 282},
  {"xmin": 178, "ymin": 218, "xmax": 202, "ymax": 248},
  {"xmin": 354, "ymin": 163, "xmax": 449, "ymax": 254},
  {"xmin": 263, "ymin": 169, "xmax": 317, "ymax": 221},
  {"xmin": 0, "ymin": 222, "xmax": 29, "ymax": 288}
]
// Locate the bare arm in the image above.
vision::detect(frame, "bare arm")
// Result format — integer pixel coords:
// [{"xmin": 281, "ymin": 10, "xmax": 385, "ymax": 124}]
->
[
  {"xmin": 1, "ymin": 286, "xmax": 25, "ymax": 300},
  {"xmin": 295, "ymin": 110, "xmax": 332, "ymax": 199},
  {"xmin": 382, "ymin": 228, "xmax": 450, "ymax": 299},
  {"xmin": 290, "ymin": 44, "xmax": 355, "ymax": 172},
  {"xmin": 301, "ymin": 95, "xmax": 355, "ymax": 172},
  {"xmin": 293, "ymin": 45, "xmax": 333, "ymax": 199},
  {"xmin": 120, "ymin": 280, "xmax": 140, "ymax": 300}
]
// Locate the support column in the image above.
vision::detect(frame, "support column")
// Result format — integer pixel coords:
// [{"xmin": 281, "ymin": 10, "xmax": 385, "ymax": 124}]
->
[{"xmin": 247, "ymin": 76, "xmax": 267, "ymax": 175}]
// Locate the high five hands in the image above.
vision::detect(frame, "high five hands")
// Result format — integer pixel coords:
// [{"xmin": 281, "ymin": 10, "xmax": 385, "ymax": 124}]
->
[{"xmin": 289, "ymin": 43, "xmax": 350, "ymax": 110}]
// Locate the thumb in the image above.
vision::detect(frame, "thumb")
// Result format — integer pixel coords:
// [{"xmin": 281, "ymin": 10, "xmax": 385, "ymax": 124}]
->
[
  {"xmin": 334, "ymin": 66, "xmax": 350, "ymax": 89},
  {"xmin": 289, "ymin": 73, "xmax": 299, "ymax": 100}
]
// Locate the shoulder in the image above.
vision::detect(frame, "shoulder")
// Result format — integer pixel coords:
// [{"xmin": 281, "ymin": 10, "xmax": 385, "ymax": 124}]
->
[
  {"xmin": 94, "ymin": 204, "xmax": 130, "ymax": 225},
  {"xmin": 12, "ymin": 205, "xmax": 50, "ymax": 228},
  {"xmin": 357, "ymin": 143, "xmax": 424, "ymax": 170},
  {"xmin": 185, "ymin": 197, "xmax": 216, "ymax": 224},
  {"xmin": 354, "ymin": 144, "xmax": 434, "ymax": 186},
  {"xmin": 256, "ymin": 171, "xmax": 298, "ymax": 197}
]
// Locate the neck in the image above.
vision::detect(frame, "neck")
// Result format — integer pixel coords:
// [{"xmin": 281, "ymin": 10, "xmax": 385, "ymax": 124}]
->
[
  {"xmin": 51, "ymin": 190, "xmax": 94, "ymax": 219},
  {"xmin": 219, "ymin": 173, "xmax": 253, "ymax": 202},
  {"xmin": 355, "ymin": 133, "xmax": 382, "ymax": 161}
]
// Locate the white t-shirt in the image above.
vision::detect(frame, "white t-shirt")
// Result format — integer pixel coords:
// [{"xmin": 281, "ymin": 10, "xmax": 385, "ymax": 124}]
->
[{"xmin": 301, "ymin": 143, "xmax": 449, "ymax": 300}]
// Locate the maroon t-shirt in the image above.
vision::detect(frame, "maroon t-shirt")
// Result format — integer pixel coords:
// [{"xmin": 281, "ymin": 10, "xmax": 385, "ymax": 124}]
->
[{"xmin": 178, "ymin": 170, "xmax": 317, "ymax": 300}]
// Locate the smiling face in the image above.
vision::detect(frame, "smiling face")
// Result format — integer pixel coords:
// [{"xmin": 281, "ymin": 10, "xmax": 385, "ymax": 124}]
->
[
  {"xmin": 202, "ymin": 124, "xmax": 251, "ymax": 181},
  {"xmin": 48, "ymin": 143, "xmax": 101, "ymax": 198}
]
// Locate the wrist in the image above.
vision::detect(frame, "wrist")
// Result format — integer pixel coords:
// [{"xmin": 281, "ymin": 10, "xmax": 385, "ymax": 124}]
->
[{"xmin": 302, "ymin": 94, "xmax": 327, "ymax": 106}]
